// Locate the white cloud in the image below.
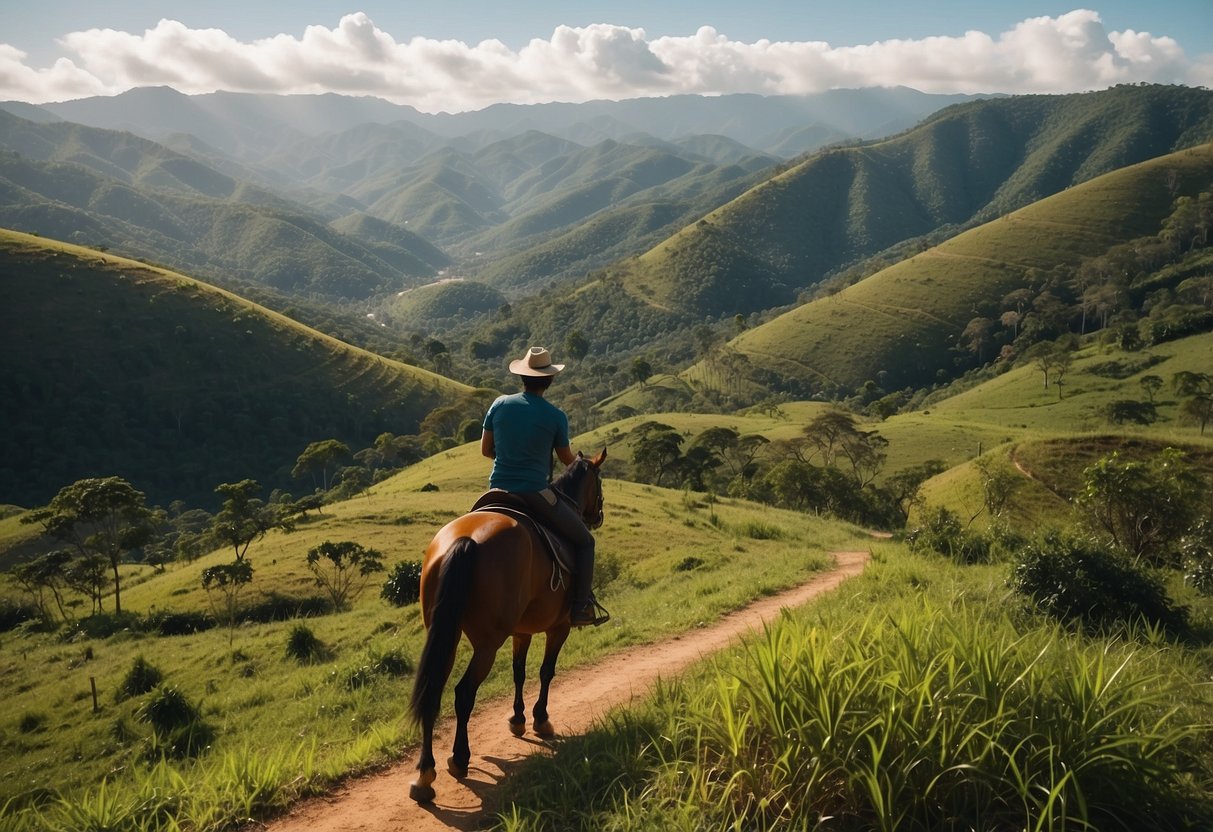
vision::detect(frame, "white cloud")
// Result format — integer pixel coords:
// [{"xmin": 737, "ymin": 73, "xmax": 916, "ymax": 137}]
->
[{"xmin": 0, "ymin": 9, "xmax": 1205, "ymax": 109}]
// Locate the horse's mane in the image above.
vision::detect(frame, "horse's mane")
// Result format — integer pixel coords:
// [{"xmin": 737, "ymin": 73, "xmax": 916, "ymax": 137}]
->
[{"xmin": 551, "ymin": 457, "xmax": 592, "ymax": 498}]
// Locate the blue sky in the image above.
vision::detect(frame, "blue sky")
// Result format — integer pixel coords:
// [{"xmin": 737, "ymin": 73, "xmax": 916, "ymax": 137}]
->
[{"xmin": 2, "ymin": 2, "xmax": 1210, "ymax": 108}]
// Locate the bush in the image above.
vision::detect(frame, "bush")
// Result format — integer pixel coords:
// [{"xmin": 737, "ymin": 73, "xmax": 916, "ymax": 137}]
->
[
  {"xmin": 241, "ymin": 592, "xmax": 331, "ymax": 622},
  {"xmin": 380, "ymin": 560, "xmax": 423, "ymax": 607},
  {"xmin": 137, "ymin": 685, "xmax": 212, "ymax": 758},
  {"xmin": 117, "ymin": 655, "xmax": 163, "ymax": 702},
  {"xmin": 285, "ymin": 623, "xmax": 326, "ymax": 663},
  {"xmin": 145, "ymin": 609, "xmax": 214, "ymax": 636},
  {"xmin": 0, "ymin": 597, "xmax": 37, "ymax": 632},
  {"xmin": 1010, "ymin": 532, "xmax": 1189, "ymax": 634},
  {"xmin": 18, "ymin": 712, "xmax": 47, "ymax": 734},
  {"xmin": 335, "ymin": 646, "xmax": 414, "ymax": 691},
  {"xmin": 907, "ymin": 506, "xmax": 991, "ymax": 564}
]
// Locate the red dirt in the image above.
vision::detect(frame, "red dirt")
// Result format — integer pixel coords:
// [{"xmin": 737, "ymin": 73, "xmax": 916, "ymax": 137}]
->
[{"xmin": 257, "ymin": 550, "xmax": 869, "ymax": 832}]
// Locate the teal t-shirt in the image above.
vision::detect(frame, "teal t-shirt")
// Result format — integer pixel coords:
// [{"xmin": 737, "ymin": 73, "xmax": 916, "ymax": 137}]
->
[{"xmin": 483, "ymin": 392, "xmax": 570, "ymax": 492}]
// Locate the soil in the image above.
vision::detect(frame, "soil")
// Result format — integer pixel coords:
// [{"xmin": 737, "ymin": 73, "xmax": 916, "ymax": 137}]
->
[{"xmin": 256, "ymin": 550, "xmax": 869, "ymax": 832}]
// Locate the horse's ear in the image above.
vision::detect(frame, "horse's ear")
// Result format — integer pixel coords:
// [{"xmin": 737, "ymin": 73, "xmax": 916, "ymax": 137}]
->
[{"xmin": 590, "ymin": 447, "xmax": 607, "ymax": 468}]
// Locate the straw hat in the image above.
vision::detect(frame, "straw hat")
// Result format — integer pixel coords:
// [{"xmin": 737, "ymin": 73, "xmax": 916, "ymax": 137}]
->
[{"xmin": 509, "ymin": 346, "xmax": 565, "ymax": 377}]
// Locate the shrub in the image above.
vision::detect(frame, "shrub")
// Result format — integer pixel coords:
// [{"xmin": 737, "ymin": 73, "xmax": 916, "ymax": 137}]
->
[
  {"xmin": 285, "ymin": 623, "xmax": 326, "ymax": 663},
  {"xmin": 1010, "ymin": 532, "xmax": 1189, "ymax": 634},
  {"xmin": 18, "ymin": 712, "xmax": 47, "ymax": 734},
  {"xmin": 145, "ymin": 610, "xmax": 213, "ymax": 636},
  {"xmin": 137, "ymin": 685, "xmax": 212, "ymax": 758},
  {"xmin": 117, "ymin": 655, "xmax": 163, "ymax": 702},
  {"xmin": 0, "ymin": 597, "xmax": 37, "ymax": 632},
  {"xmin": 334, "ymin": 646, "xmax": 414, "ymax": 691},
  {"xmin": 674, "ymin": 556, "xmax": 706, "ymax": 572},
  {"xmin": 907, "ymin": 506, "xmax": 991, "ymax": 564},
  {"xmin": 380, "ymin": 560, "xmax": 423, "ymax": 607}
]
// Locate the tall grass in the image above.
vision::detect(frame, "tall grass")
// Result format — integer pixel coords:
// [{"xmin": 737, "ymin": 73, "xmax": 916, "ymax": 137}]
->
[{"xmin": 495, "ymin": 567, "xmax": 1213, "ymax": 831}]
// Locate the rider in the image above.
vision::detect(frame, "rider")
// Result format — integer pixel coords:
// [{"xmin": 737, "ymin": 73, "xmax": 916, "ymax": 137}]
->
[{"xmin": 480, "ymin": 346, "xmax": 600, "ymax": 626}]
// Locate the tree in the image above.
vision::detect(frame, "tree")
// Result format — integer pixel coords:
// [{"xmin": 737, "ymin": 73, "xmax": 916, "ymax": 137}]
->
[
  {"xmin": 1104, "ymin": 400, "xmax": 1158, "ymax": 425},
  {"xmin": 306, "ymin": 540, "xmax": 385, "ymax": 611},
  {"xmin": 630, "ymin": 357, "xmax": 653, "ymax": 388},
  {"xmin": 201, "ymin": 560, "xmax": 254, "ymax": 645},
  {"xmin": 210, "ymin": 479, "xmax": 289, "ymax": 562},
  {"xmin": 960, "ymin": 317, "xmax": 995, "ymax": 363},
  {"xmin": 973, "ymin": 457, "xmax": 1020, "ymax": 524},
  {"xmin": 12, "ymin": 550, "xmax": 73, "ymax": 622},
  {"xmin": 22, "ymin": 477, "xmax": 155, "ymax": 616},
  {"xmin": 1173, "ymin": 371, "xmax": 1213, "ymax": 435},
  {"xmin": 630, "ymin": 422, "xmax": 684, "ymax": 486},
  {"xmin": 885, "ymin": 460, "xmax": 948, "ymax": 525},
  {"xmin": 292, "ymin": 439, "xmax": 353, "ymax": 491},
  {"xmin": 1139, "ymin": 374, "xmax": 1164, "ymax": 403},
  {"xmin": 1075, "ymin": 448, "xmax": 1206, "ymax": 566},
  {"xmin": 564, "ymin": 330, "xmax": 590, "ymax": 361}
]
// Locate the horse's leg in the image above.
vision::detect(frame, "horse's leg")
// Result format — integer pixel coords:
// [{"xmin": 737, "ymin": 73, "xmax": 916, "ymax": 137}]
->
[
  {"xmin": 531, "ymin": 626, "xmax": 570, "ymax": 738},
  {"xmin": 410, "ymin": 709, "xmax": 439, "ymax": 803},
  {"xmin": 509, "ymin": 634, "xmax": 532, "ymax": 736},
  {"xmin": 449, "ymin": 639, "xmax": 503, "ymax": 778}
]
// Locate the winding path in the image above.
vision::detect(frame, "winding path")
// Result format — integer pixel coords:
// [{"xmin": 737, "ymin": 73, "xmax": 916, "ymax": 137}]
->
[{"xmin": 261, "ymin": 550, "xmax": 870, "ymax": 832}]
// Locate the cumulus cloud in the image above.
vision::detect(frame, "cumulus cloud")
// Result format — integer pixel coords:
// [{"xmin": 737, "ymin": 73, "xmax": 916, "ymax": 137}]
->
[{"xmin": 0, "ymin": 9, "xmax": 1206, "ymax": 109}]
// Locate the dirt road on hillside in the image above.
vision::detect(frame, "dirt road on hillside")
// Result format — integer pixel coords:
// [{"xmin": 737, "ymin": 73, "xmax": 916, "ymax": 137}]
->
[{"xmin": 259, "ymin": 550, "xmax": 870, "ymax": 832}]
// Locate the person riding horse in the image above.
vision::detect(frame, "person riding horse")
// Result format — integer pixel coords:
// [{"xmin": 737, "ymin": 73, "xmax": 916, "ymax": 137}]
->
[{"xmin": 480, "ymin": 346, "xmax": 604, "ymax": 627}]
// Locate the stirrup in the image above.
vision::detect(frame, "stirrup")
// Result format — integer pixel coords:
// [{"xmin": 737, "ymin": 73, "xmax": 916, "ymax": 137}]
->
[{"xmin": 571, "ymin": 598, "xmax": 611, "ymax": 627}]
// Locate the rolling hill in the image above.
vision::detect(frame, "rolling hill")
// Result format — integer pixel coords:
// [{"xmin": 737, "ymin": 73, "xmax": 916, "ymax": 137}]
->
[
  {"xmin": 0, "ymin": 228, "xmax": 473, "ymax": 509},
  {"xmin": 614, "ymin": 84, "xmax": 1213, "ymax": 321},
  {"xmin": 705, "ymin": 142, "xmax": 1213, "ymax": 394}
]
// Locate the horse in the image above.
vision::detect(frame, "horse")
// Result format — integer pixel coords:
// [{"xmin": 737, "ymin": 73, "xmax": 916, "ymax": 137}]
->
[{"xmin": 407, "ymin": 448, "xmax": 607, "ymax": 804}]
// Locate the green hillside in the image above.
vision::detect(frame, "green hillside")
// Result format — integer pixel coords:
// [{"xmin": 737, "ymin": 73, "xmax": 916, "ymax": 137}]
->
[
  {"xmin": 617, "ymin": 85, "xmax": 1213, "ymax": 320},
  {"xmin": 712, "ymin": 143, "xmax": 1213, "ymax": 393},
  {"xmin": 386, "ymin": 279, "xmax": 507, "ymax": 327},
  {"xmin": 0, "ymin": 228, "xmax": 472, "ymax": 509}
]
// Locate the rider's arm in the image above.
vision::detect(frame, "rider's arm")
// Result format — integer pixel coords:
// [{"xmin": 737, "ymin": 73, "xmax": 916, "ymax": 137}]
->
[
  {"xmin": 480, "ymin": 429, "xmax": 495, "ymax": 459},
  {"xmin": 555, "ymin": 445, "xmax": 576, "ymax": 466}
]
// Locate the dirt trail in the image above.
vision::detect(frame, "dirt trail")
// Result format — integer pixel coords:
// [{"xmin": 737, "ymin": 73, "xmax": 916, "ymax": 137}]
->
[{"xmin": 260, "ymin": 550, "xmax": 870, "ymax": 832}]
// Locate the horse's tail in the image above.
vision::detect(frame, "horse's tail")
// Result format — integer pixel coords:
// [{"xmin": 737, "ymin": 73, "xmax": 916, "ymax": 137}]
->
[{"xmin": 410, "ymin": 536, "xmax": 477, "ymax": 726}]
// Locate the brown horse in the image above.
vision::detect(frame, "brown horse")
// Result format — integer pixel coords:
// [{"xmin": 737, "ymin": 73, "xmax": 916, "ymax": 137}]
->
[{"xmin": 408, "ymin": 449, "xmax": 607, "ymax": 803}]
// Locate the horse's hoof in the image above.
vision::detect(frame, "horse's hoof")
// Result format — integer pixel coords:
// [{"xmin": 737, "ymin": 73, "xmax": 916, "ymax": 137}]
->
[
  {"xmin": 447, "ymin": 755, "xmax": 469, "ymax": 779},
  {"xmin": 409, "ymin": 781, "xmax": 436, "ymax": 804},
  {"xmin": 508, "ymin": 718, "xmax": 526, "ymax": 736},
  {"xmin": 533, "ymin": 719, "xmax": 556, "ymax": 738}
]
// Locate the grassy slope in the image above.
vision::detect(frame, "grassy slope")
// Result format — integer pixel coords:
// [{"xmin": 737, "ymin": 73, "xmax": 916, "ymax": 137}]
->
[
  {"xmin": 613, "ymin": 85, "xmax": 1213, "ymax": 321},
  {"xmin": 713, "ymin": 143, "xmax": 1213, "ymax": 393},
  {"xmin": 0, "ymin": 443, "xmax": 870, "ymax": 810},
  {"xmin": 0, "ymin": 228, "xmax": 471, "ymax": 508}
]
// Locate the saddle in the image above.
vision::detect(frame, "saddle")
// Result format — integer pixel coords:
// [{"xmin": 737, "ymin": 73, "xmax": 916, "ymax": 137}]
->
[{"xmin": 469, "ymin": 490, "xmax": 577, "ymax": 577}]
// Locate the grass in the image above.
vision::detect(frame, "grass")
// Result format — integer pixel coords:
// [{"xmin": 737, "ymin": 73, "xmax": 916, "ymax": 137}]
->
[
  {"xmin": 0, "ymin": 460, "xmax": 865, "ymax": 830},
  {"xmin": 492, "ymin": 545, "xmax": 1213, "ymax": 831},
  {"xmin": 708, "ymin": 143, "xmax": 1213, "ymax": 393}
]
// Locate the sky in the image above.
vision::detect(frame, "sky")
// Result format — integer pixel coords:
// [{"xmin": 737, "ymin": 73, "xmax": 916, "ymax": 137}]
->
[{"xmin": 1, "ymin": 1, "xmax": 1211, "ymax": 112}]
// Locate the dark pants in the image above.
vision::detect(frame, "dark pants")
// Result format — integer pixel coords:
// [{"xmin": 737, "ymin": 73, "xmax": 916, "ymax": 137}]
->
[{"xmin": 520, "ymin": 489, "xmax": 595, "ymax": 608}]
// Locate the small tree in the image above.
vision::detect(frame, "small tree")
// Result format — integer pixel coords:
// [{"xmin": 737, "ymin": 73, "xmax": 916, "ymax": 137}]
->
[
  {"xmin": 210, "ymin": 479, "xmax": 289, "ymax": 562},
  {"xmin": 11, "ymin": 550, "xmax": 73, "ymax": 623},
  {"xmin": 292, "ymin": 439, "xmax": 353, "ymax": 491},
  {"xmin": 22, "ymin": 477, "xmax": 155, "ymax": 616},
  {"xmin": 1173, "ymin": 371, "xmax": 1213, "ymax": 435},
  {"xmin": 1139, "ymin": 374, "xmax": 1164, "ymax": 403},
  {"xmin": 201, "ymin": 560, "xmax": 254, "ymax": 645},
  {"xmin": 306, "ymin": 541, "xmax": 385, "ymax": 611}
]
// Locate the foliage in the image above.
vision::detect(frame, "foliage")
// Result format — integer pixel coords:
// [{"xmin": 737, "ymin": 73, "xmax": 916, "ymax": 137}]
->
[
  {"xmin": 201, "ymin": 559, "xmax": 255, "ymax": 643},
  {"xmin": 306, "ymin": 540, "xmax": 386, "ymax": 611},
  {"xmin": 380, "ymin": 560, "xmax": 423, "ymax": 607},
  {"xmin": 21, "ymin": 477, "xmax": 155, "ymax": 615},
  {"xmin": 906, "ymin": 506, "xmax": 992, "ymax": 564},
  {"xmin": 1010, "ymin": 532, "xmax": 1189, "ymax": 634},
  {"xmin": 116, "ymin": 655, "xmax": 164, "ymax": 702},
  {"xmin": 136, "ymin": 685, "xmax": 213, "ymax": 759},
  {"xmin": 210, "ymin": 480, "xmax": 290, "ymax": 562},
  {"xmin": 284, "ymin": 623, "xmax": 327, "ymax": 663},
  {"xmin": 497, "ymin": 590, "xmax": 1213, "ymax": 831},
  {"xmin": 1074, "ymin": 448, "xmax": 1208, "ymax": 566}
]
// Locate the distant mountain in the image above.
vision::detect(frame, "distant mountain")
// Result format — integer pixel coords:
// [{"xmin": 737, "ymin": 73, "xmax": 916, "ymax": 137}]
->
[
  {"xmin": 0, "ymin": 228, "xmax": 472, "ymax": 508},
  {"xmin": 9, "ymin": 86, "xmax": 986, "ymax": 159},
  {"xmin": 0, "ymin": 110, "xmax": 449, "ymax": 301},
  {"xmin": 615, "ymin": 84, "xmax": 1213, "ymax": 321}
]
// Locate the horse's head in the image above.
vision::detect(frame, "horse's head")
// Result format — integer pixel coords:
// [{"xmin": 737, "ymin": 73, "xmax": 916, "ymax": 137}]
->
[{"xmin": 555, "ymin": 448, "xmax": 606, "ymax": 529}]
